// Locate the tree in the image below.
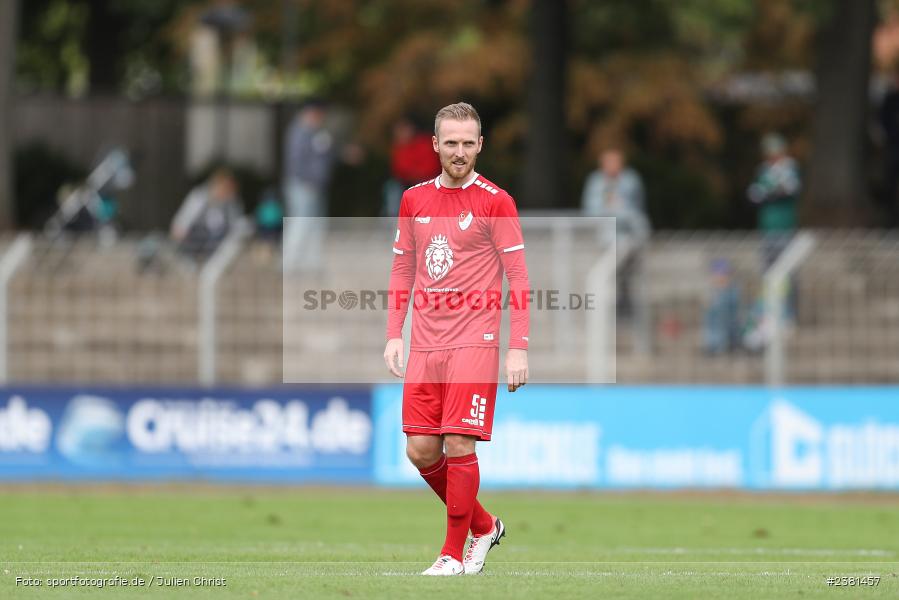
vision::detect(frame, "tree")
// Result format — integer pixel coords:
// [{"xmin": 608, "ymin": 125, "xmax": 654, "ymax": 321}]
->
[
  {"xmin": 805, "ymin": 0, "xmax": 877, "ymax": 225},
  {"xmin": 16, "ymin": 0, "xmax": 198, "ymax": 97},
  {"xmin": 521, "ymin": 0, "xmax": 568, "ymax": 208},
  {"xmin": 15, "ymin": 0, "xmax": 89, "ymax": 95},
  {"xmin": 0, "ymin": 0, "xmax": 18, "ymax": 228},
  {"xmin": 84, "ymin": 0, "xmax": 128, "ymax": 92}
]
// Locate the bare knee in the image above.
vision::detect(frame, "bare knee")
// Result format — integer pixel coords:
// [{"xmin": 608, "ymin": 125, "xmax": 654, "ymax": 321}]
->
[
  {"xmin": 444, "ymin": 434, "xmax": 476, "ymax": 457},
  {"xmin": 406, "ymin": 435, "xmax": 443, "ymax": 468}
]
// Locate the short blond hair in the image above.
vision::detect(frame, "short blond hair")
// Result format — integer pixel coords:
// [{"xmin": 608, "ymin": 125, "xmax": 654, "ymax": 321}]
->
[{"xmin": 434, "ymin": 102, "xmax": 481, "ymax": 137}]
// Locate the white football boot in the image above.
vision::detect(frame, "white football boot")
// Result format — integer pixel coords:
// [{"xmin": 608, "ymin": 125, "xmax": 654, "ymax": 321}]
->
[
  {"xmin": 463, "ymin": 517, "xmax": 506, "ymax": 574},
  {"xmin": 421, "ymin": 555, "xmax": 465, "ymax": 576}
]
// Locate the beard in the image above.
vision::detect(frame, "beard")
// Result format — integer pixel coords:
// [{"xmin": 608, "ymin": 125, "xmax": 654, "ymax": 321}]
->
[{"xmin": 441, "ymin": 154, "xmax": 476, "ymax": 184}]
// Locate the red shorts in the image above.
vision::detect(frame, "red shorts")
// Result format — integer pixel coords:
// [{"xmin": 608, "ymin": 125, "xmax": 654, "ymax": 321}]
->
[{"xmin": 402, "ymin": 346, "xmax": 499, "ymax": 441}]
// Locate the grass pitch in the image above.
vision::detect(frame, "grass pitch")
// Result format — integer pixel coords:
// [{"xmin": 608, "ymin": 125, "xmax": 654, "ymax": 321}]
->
[{"xmin": 1, "ymin": 487, "xmax": 898, "ymax": 599}]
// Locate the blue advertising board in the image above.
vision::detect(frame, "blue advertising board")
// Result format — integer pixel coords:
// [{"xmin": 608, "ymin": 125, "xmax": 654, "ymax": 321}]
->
[
  {"xmin": 0, "ymin": 387, "xmax": 373, "ymax": 482},
  {"xmin": 4, "ymin": 385, "xmax": 898, "ymax": 488},
  {"xmin": 373, "ymin": 385, "xmax": 899, "ymax": 490}
]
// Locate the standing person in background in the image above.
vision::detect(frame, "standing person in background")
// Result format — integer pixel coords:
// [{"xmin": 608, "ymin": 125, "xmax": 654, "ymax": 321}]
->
[
  {"xmin": 747, "ymin": 133, "xmax": 801, "ymax": 319},
  {"xmin": 581, "ymin": 146, "xmax": 651, "ymax": 352},
  {"xmin": 382, "ymin": 116, "xmax": 442, "ymax": 218},
  {"xmin": 581, "ymin": 147, "xmax": 648, "ymax": 232},
  {"xmin": 282, "ymin": 100, "xmax": 336, "ymax": 272}
]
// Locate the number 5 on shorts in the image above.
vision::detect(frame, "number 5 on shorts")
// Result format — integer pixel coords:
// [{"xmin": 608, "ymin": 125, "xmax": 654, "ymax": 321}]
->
[{"xmin": 470, "ymin": 394, "xmax": 486, "ymax": 426}]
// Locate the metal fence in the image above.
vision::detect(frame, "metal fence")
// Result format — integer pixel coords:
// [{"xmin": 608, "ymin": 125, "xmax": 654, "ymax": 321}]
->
[{"xmin": 3, "ymin": 226, "xmax": 898, "ymax": 386}]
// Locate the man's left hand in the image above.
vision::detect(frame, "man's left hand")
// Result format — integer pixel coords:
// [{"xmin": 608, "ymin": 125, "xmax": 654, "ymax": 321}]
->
[{"xmin": 505, "ymin": 348, "xmax": 528, "ymax": 392}]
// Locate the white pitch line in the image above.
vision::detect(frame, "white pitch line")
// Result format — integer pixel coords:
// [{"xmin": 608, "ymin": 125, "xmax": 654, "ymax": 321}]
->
[
  {"xmin": 614, "ymin": 547, "xmax": 895, "ymax": 557},
  {"xmin": 6, "ymin": 559, "xmax": 898, "ymax": 564}
]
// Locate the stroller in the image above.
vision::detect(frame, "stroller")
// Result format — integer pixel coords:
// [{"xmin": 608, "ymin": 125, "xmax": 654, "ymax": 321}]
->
[{"xmin": 43, "ymin": 147, "xmax": 133, "ymax": 242}]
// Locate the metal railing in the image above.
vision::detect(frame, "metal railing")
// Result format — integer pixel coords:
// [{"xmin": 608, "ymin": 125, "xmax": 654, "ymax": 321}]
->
[
  {"xmin": 0, "ymin": 235, "xmax": 32, "ymax": 383},
  {"xmin": 2, "ymin": 227, "xmax": 898, "ymax": 386},
  {"xmin": 198, "ymin": 224, "xmax": 250, "ymax": 385},
  {"xmin": 764, "ymin": 232, "xmax": 816, "ymax": 387}
]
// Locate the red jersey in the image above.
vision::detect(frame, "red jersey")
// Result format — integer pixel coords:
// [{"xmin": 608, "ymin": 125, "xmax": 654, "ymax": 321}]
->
[{"xmin": 386, "ymin": 171, "xmax": 530, "ymax": 351}]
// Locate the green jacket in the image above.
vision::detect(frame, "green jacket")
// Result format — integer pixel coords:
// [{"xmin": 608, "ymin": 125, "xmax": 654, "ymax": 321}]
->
[{"xmin": 747, "ymin": 157, "xmax": 800, "ymax": 232}]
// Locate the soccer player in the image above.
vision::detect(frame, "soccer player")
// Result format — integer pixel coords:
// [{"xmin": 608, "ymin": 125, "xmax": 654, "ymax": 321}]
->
[{"xmin": 384, "ymin": 102, "xmax": 530, "ymax": 575}]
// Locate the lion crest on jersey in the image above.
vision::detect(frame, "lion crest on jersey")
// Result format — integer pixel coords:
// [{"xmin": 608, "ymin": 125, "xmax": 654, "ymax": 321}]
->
[{"xmin": 425, "ymin": 234, "xmax": 454, "ymax": 281}]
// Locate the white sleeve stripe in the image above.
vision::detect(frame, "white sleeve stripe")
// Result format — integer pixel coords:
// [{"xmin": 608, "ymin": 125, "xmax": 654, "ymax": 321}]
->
[
  {"xmin": 392, "ymin": 247, "xmax": 404, "ymax": 255},
  {"xmin": 503, "ymin": 244, "xmax": 524, "ymax": 253}
]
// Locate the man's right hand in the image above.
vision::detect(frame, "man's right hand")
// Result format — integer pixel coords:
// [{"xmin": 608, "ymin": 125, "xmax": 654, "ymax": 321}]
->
[{"xmin": 383, "ymin": 338, "xmax": 405, "ymax": 378}]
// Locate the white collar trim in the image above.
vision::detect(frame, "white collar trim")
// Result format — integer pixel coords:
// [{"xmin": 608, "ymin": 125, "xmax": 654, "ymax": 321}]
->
[{"xmin": 435, "ymin": 171, "xmax": 479, "ymax": 190}]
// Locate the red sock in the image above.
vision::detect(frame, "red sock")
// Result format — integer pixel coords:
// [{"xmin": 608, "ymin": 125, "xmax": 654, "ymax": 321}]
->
[
  {"xmin": 418, "ymin": 454, "xmax": 494, "ymax": 537},
  {"xmin": 440, "ymin": 453, "xmax": 481, "ymax": 561}
]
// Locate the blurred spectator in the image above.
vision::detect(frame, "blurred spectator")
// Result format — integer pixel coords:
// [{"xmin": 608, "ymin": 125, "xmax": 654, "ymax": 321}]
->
[
  {"xmin": 582, "ymin": 148, "xmax": 650, "ymax": 240},
  {"xmin": 581, "ymin": 147, "xmax": 651, "ymax": 316},
  {"xmin": 255, "ymin": 188, "xmax": 283, "ymax": 242},
  {"xmin": 582, "ymin": 146, "xmax": 652, "ymax": 354},
  {"xmin": 170, "ymin": 168, "xmax": 243, "ymax": 260},
  {"xmin": 282, "ymin": 101, "xmax": 336, "ymax": 272},
  {"xmin": 747, "ymin": 133, "xmax": 800, "ymax": 249},
  {"xmin": 747, "ymin": 133, "xmax": 800, "ymax": 318},
  {"xmin": 282, "ymin": 100, "xmax": 364, "ymax": 271},
  {"xmin": 702, "ymin": 259, "xmax": 742, "ymax": 355},
  {"xmin": 382, "ymin": 116, "xmax": 441, "ymax": 217},
  {"xmin": 252, "ymin": 188, "xmax": 283, "ymax": 263},
  {"xmin": 282, "ymin": 101, "xmax": 332, "ymax": 271},
  {"xmin": 880, "ymin": 66, "xmax": 899, "ymax": 227}
]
